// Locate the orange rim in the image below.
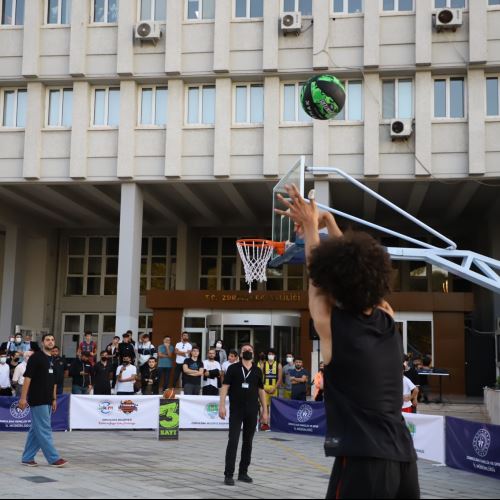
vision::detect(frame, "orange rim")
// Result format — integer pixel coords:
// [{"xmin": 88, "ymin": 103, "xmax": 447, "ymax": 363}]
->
[{"xmin": 236, "ymin": 239, "xmax": 286, "ymax": 256}]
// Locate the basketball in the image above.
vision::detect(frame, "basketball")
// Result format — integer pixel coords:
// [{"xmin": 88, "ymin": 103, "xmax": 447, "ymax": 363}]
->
[
  {"xmin": 300, "ymin": 75, "xmax": 346, "ymax": 120},
  {"xmin": 163, "ymin": 388, "xmax": 176, "ymax": 399}
]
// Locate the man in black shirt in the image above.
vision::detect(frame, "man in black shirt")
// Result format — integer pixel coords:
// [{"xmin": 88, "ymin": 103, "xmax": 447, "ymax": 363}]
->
[
  {"xmin": 19, "ymin": 334, "xmax": 67, "ymax": 467},
  {"xmin": 69, "ymin": 353, "xmax": 93, "ymax": 395},
  {"xmin": 219, "ymin": 343, "xmax": 268, "ymax": 486},
  {"xmin": 93, "ymin": 351, "xmax": 112, "ymax": 396},
  {"xmin": 118, "ymin": 333, "xmax": 136, "ymax": 365},
  {"xmin": 276, "ymin": 185, "xmax": 419, "ymax": 499},
  {"xmin": 51, "ymin": 346, "xmax": 67, "ymax": 395}
]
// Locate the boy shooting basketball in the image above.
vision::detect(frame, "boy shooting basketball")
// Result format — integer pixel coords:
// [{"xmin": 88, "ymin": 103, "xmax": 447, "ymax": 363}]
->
[{"xmin": 276, "ymin": 185, "xmax": 420, "ymax": 500}]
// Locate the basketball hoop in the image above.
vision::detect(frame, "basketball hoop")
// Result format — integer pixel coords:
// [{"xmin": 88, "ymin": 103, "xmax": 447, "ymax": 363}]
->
[{"xmin": 237, "ymin": 239, "xmax": 285, "ymax": 293}]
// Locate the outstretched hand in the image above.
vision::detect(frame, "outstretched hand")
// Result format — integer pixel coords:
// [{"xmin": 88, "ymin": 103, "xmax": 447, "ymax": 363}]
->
[{"xmin": 275, "ymin": 184, "xmax": 319, "ymax": 235}]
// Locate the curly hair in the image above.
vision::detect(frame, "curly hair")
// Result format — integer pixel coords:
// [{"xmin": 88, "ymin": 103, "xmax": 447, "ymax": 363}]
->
[{"xmin": 308, "ymin": 231, "xmax": 392, "ymax": 315}]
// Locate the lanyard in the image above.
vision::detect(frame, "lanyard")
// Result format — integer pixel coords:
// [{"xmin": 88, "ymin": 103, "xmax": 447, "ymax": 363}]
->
[{"xmin": 242, "ymin": 366, "xmax": 252, "ymax": 382}]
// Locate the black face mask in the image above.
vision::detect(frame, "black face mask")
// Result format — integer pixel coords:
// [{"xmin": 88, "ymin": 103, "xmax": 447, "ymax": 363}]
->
[
  {"xmin": 101, "ymin": 357, "xmax": 107, "ymax": 362},
  {"xmin": 242, "ymin": 351, "xmax": 253, "ymax": 361},
  {"xmin": 123, "ymin": 361, "xmax": 130, "ymax": 365}
]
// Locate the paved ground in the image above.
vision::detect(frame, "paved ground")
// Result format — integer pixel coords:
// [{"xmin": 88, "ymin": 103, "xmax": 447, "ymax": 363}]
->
[{"xmin": 0, "ymin": 429, "xmax": 498, "ymax": 499}]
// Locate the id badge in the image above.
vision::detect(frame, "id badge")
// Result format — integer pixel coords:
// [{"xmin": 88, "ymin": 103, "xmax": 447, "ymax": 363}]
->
[
  {"xmin": 49, "ymin": 369, "xmax": 54, "ymax": 374},
  {"xmin": 242, "ymin": 383, "xmax": 249, "ymax": 389}
]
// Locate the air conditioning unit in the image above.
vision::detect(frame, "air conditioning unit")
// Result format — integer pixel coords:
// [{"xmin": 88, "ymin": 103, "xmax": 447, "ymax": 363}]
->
[
  {"xmin": 390, "ymin": 119, "xmax": 413, "ymax": 141},
  {"xmin": 281, "ymin": 12, "xmax": 302, "ymax": 35},
  {"xmin": 134, "ymin": 21, "xmax": 162, "ymax": 42},
  {"xmin": 434, "ymin": 8, "xmax": 463, "ymax": 32}
]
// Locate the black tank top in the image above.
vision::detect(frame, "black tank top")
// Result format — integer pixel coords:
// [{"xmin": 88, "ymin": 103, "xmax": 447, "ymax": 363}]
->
[{"xmin": 323, "ymin": 307, "xmax": 417, "ymax": 462}]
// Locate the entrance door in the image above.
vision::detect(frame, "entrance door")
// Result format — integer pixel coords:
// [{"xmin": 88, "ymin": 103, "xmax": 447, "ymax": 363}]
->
[{"xmin": 394, "ymin": 313, "xmax": 434, "ymax": 362}]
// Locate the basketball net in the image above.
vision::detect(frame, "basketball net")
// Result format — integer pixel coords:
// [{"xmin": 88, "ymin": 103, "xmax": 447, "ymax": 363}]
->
[{"xmin": 237, "ymin": 240, "xmax": 281, "ymax": 293}]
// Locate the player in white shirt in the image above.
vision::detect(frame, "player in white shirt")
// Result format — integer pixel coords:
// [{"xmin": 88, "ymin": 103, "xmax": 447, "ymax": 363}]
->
[
  {"xmin": 173, "ymin": 332, "xmax": 193, "ymax": 389},
  {"xmin": 402, "ymin": 373, "xmax": 419, "ymax": 414},
  {"xmin": 116, "ymin": 355, "xmax": 138, "ymax": 395},
  {"xmin": 202, "ymin": 348, "xmax": 222, "ymax": 396}
]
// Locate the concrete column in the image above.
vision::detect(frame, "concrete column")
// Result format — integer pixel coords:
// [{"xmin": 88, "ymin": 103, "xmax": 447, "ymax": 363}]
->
[
  {"xmin": 23, "ymin": 82, "xmax": 44, "ymax": 180},
  {"xmin": 214, "ymin": 78, "xmax": 231, "ymax": 177},
  {"xmin": 22, "ymin": 0, "xmax": 42, "ymax": 77},
  {"xmin": 468, "ymin": 68, "xmax": 486, "ymax": 175},
  {"xmin": 117, "ymin": 81, "xmax": 136, "ymax": 179},
  {"xmin": 415, "ymin": 71, "xmax": 432, "ymax": 176},
  {"xmin": 117, "ymin": 0, "xmax": 135, "ymax": 76},
  {"xmin": 263, "ymin": 0, "xmax": 280, "ymax": 72},
  {"xmin": 313, "ymin": 120, "xmax": 329, "ymax": 169},
  {"xmin": 263, "ymin": 76, "xmax": 280, "ymax": 176},
  {"xmin": 469, "ymin": 0, "xmax": 487, "ymax": 64},
  {"xmin": 415, "ymin": 0, "xmax": 432, "ymax": 66},
  {"xmin": 70, "ymin": 82, "xmax": 90, "ymax": 179},
  {"xmin": 175, "ymin": 223, "xmax": 188, "ymax": 290},
  {"xmin": 69, "ymin": 0, "xmax": 89, "ymax": 76},
  {"xmin": 116, "ymin": 184, "xmax": 143, "ymax": 340},
  {"xmin": 363, "ymin": 73, "xmax": 379, "ymax": 176},
  {"xmin": 165, "ymin": 0, "xmax": 182, "ymax": 74},
  {"xmin": 0, "ymin": 226, "xmax": 25, "ymax": 341},
  {"xmin": 314, "ymin": 180, "xmax": 330, "ymax": 206},
  {"xmin": 165, "ymin": 79, "xmax": 183, "ymax": 177},
  {"xmin": 313, "ymin": 0, "xmax": 330, "ymax": 70},
  {"xmin": 213, "ymin": 0, "xmax": 230, "ymax": 73},
  {"xmin": 364, "ymin": 1, "xmax": 379, "ymax": 68}
]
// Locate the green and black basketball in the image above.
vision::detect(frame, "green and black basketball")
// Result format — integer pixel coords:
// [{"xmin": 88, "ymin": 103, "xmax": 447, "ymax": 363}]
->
[{"xmin": 300, "ymin": 75, "xmax": 346, "ymax": 120}]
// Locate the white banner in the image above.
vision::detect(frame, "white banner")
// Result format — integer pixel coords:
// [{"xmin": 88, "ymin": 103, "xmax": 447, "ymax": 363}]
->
[
  {"xmin": 70, "ymin": 395, "xmax": 159, "ymax": 430},
  {"xmin": 178, "ymin": 396, "xmax": 230, "ymax": 429},
  {"xmin": 403, "ymin": 413, "xmax": 445, "ymax": 464}
]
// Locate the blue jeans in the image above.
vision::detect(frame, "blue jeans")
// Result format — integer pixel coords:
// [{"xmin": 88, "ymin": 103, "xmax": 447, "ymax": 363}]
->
[
  {"xmin": 158, "ymin": 367, "xmax": 172, "ymax": 391},
  {"xmin": 22, "ymin": 405, "xmax": 60, "ymax": 464},
  {"xmin": 72, "ymin": 385, "xmax": 89, "ymax": 395}
]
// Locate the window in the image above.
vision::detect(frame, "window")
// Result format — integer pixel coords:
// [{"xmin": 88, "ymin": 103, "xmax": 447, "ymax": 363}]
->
[
  {"xmin": 1, "ymin": 0, "xmax": 24, "ymax": 25},
  {"xmin": 200, "ymin": 237, "xmax": 239, "ymax": 291},
  {"xmin": 235, "ymin": 0, "xmax": 263, "ymax": 18},
  {"xmin": 382, "ymin": 0, "xmax": 413, "ymax": 11},
  {"xmin": 434, "ymin": 0, "xmax": 466, "ymax": 8},
  {"xmin": 93, "ymin": 0, "xmax": 118, "ymax": 23},
  {"xmin": 139, "ymin": 86, "xmax": 167, "ymax": 126},
  {"xmin": 140, "ymin": 0, "xmax": 166, "ymax": 21},
  {"xmin": 433, "ymin": 77, "xmax": 465, "ymax": 119},
  {"xmin": 140, "ymin": 237, "xmax": 177, "ymax": 294},
  {"xmin": 283, "ymin": 0, "xmax": 312, "ymax": 15},
  {"xmin": 47, "ymin": 88, "xmax": 73, "ymax": 127},
  {"xmin": 487, "ymin": 77, "xmax": 499, "ymax": 117},
  {"xmin": 382, "ymin": 79, "xmax": 413, "ymax": 120},
  {"xmin": 93, "ymin": 87, "xmax": 120, "ymax": 127},
  {"xmin": 283, "ymin": 83, "xmax": 312, "ymax": 123},
  {"xmin": 47, "ymin": 0, "xmax": 71, "ymax": 25},
  {"xmin": 489, "ymin": 0, "xmax": 500, "ymax": 5},
  {"xmin": 333, "ymin": 80, "xmax": 363, "ymax": 121},
  {"xmin": 235, "ymin": 84, "xmax": 264, "ymax": 124},
  {"xmin": 1, "ymin": 88, "xmax": 26, "ymax": 128},
  {"xmin": 333, "ymin": 0, "xmax": 363, "ymax": 14},
  {"xmin": 187, "ymin": 0, "xmax": 215, "ymax": 20},
  {"xmin": 266, "ymin": 264, "xmax": 306, "ymax": 291},
  {"xmin": 187, "ymin": 85, "xmax": 215, "ymax": 125}
]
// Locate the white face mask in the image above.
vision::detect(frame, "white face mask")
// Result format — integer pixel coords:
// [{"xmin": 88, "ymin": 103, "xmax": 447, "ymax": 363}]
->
[
  {"xmin": 268, "ymin": 355, "xmax": 275, "ymax": 362},
  {"xmin": 0, "ymin": 358, "xmax": 7, "ymax": 364},
  {"xmin": 15, "ymin": 337, "xmax": 22, "ymax": 344},
  {"xmin": 216, "ymin": 343, "xmax": 222, "ymax": 349},
  {"xmin": 286, "ymin": 357, "xmax": 294, "ymax": 364}
]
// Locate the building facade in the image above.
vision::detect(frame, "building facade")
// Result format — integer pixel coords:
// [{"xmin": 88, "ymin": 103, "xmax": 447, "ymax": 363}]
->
[{"xmin": 0, "ymin": 0, "xmax": 499, "ymax": 395}]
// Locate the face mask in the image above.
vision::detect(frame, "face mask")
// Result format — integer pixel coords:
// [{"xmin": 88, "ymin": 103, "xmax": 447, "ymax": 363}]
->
[
  {"xmin": 242, "ymin": 351, "xmax": 253, "ymax": 361},
  {"xmin": 123, "ymin": 361, "xmax": 129, "ymax": 365},
  {"xmin": 286, "ymin": 357, "xmax": 293, "ymax": 364},
  {"xmin": 216, "ymin": 343, "xmax": 222, "ymax": 349},
  {"xmin": 101, "ymin": 357, "xmax": 107, "ymax": 362},
  {"xmin": 15, "ymin": 337, "xmax": 22, "ymax": 344},
  {"xmin": 268, "ymin": 355, "xmax": 275, "ymax": 362},
  {"xmin": 0, "ymin": 358, "xmax": 6, "ymax": 364}
]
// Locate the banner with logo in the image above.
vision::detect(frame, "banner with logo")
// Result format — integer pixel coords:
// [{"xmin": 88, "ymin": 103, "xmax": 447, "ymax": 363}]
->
[
  {"xmin": 446, "ymin": 416, "xmax": 500, "ymax": 480},
  {"xmin": 159, "ymin": 399, "xmax": 179, "ymax": 440},
  {"xmin": 178, "ymin": 396, "xmax": 230, "ymax": 429},
  {"xmin": 402, "ymin": 413, "xmax": 445, "ymax": 464},
  {"xmin": 271, "ymin": 398, "xmax": 326, "ymax": 436},
  {"xmin": 70, "ymin": 395, "xmax": 159, "ymax": 430},
  {"xmin": 0, "ymin": 395, "xmax": 70, "ymax": 432}
]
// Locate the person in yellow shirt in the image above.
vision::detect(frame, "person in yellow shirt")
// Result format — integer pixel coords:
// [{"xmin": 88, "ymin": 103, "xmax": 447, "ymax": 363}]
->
[{"xmin": 261, "ymin": 349, "xmax": 282, "ymax": 431}]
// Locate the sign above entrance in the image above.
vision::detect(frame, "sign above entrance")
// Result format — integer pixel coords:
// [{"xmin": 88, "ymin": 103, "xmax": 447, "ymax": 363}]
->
[{"xmin": 203, "ymin": 293, "xmax": 303, "ymax": 304}]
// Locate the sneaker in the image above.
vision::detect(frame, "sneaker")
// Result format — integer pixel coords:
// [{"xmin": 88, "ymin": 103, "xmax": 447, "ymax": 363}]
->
[
  {"xmin": 22, "ymin": 461, "xmax": 38, "ymax": 467},
  {"xmin": 50, "ymin": 459, "xmax": 67, "ymax": 468},
  {"xmin": 224, "ymin": 476, "xmax": 235, "ymax": 486},
  {"xmin": 238, "ymin": 473, "xmax": 253, "ymax": 483},
  {"xmin": 260, "ymin": 423, "xmax": 271, "ymax": 432}
]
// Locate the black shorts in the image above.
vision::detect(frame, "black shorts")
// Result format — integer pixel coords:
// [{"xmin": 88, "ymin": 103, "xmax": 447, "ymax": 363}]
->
[{"xmin": 326, "ymin": 456, "xmax": 420, "ymax": 499}]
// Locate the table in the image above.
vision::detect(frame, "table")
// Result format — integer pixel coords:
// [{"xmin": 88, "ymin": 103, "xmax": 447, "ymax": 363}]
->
[{"xmin": 418, "ymin": 371, "xmax": 449, "ymax": 404}]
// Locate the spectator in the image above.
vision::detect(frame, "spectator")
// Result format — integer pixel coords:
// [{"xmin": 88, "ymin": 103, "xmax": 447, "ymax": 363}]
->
[
  {"xmin": 118, "ymin": 333, "xmax": 136, "ymax": 365},
  {"xmin": 289, "ymin": 357, "xmax": 309, "ymax": 401},
  {"xmin": 106, "ymin": 336, "xmax": 121, "ymax": 389},
  {"xmin": 93, "ymin": 351, "xmax": 112, "ymax": 396},
  {"xmin": 115, "ymin": 355, "xmax": 137, "ymax": 396},
  {"xmin": 282, "ymin": 353, "xmax": 295, "ymax": 399},
  {"xmin": 12, "ymin": 334, "xmax": 25, "ymax": 355},
  {"xmin": 137, "ymin": 333, "xmax": 157, "ymax": 368},
  {"xmin": 215, "ymin": 340, "xmax": 227, "ymax": 366},
  {"xmin": 22, "ymin": 333, "xmax": 40, "ymax": 353},
  {"xmin": 418, "ymin": 356, "xmax": 432, "ymax": 404},
  {"xmin": 261, "ymin": 348, "xmax": 282, "ymax": 431},
  {"xmin": 77, "ymin": 331, "xmax": 97, "ymax": 365},
  {"xmin": 0, "ymin": 335, "xmax": 18, "ymax": 357},
  {"xmin": 0, "ymin": 352, "xmax": 13, "ymax": 396},
  {"xmin": 203, "ymin": 348, "xmax": 221, "ymax": 396},
  {"xmin": 404, "ymin": 354, "xmax": 420, "ymax": 387},
  {"xmin": 312, "ymin": 362, "xmax": 325, "ymax": 402},
  {"xmin": 8, "ymin": 351, "xmax": 23, "ymax": 377},
  {"xmin": 182, "ymin": 346, "xmax": 204, "ymax": 395},
  {"xmin": 69, "ymin": 352, "xmax": 93, "ymax": 395},
  {"xmin": 174, "ymin": 332, "xmax": 192, "ymax": 389},
  {"xmin": 222, "ymin": 350, "xmax": 239, "ymax": 381},
  {"xmin": 12, "ymin": 351, "xmax": 33, "ymax": 397},
  {"xmin": 157, "ymin": 336, "xmax": 175, "ymax": 392},
  {"xmin": 403, "ymin": 369, "xmax": 419, "ymax": 414},
  {"xmin": 141, "ymin": 357, "xmax": 160, "ymax": 395},
  {"xmin": 19, "ymin": 333, "xmax": 67, "ymax": 468},
  {"xmin": 51, "ymin": 346, "xmax": 67, "ymax": 396}
]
